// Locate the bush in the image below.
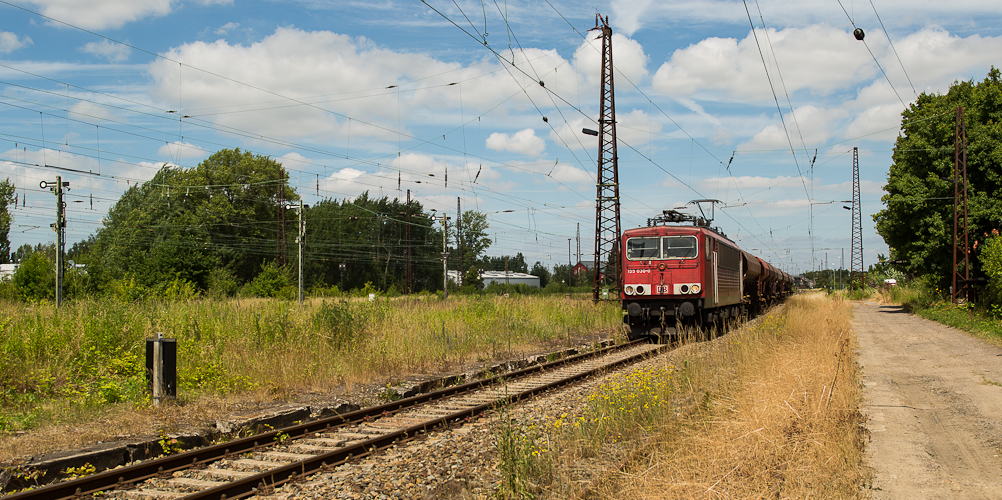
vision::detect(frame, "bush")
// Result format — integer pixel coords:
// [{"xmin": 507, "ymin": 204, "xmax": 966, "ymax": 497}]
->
[
  {"xmin": 312, "ymin": 300, "xmax": 385, "ymax": 349},
  {"xmin": 980, "ymin": 230, "xmax": 1002, "ymax": 312},
  {"xmin": 12, "ymin": 252, "xmax": 55, "ymax": 301},
  {"xmin": 207, "ymin": 268, "xmax": 239, "ymax": 298},
  {"xmin": 245, "ymin": 262, "xmax": 293, "ymax": 298}
]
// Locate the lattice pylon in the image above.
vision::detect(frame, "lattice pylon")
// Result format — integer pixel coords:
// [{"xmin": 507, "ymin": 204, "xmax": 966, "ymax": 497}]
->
[
  {"xmin": 850, "ymin": 147, "xmax": 863, "ymax": 282},
  {"xmin": 590, "ymin": 14, "xmax": 622, "ymax": 301},
  {"xmin": 953, "ymin": 106, "xmax": 970, "ymax": 304}
]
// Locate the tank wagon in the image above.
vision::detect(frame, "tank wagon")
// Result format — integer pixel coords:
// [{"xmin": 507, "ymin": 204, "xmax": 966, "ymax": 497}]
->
[{"xmin": 621, "ymin": 210, "xmax": 793, "ymax": 341}]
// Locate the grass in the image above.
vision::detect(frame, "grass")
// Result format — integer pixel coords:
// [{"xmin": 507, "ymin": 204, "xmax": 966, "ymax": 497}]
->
[
  {"xmin": 0, "ymin": 294, "xmax": 624, "ymax": 461},
  {"xmin": 877, "ymin": 284, "xmax": 1002, "ymax": 346},
  {"xmin": 494, "ymin": 292, "xmax": 866, "ymax": 498}
]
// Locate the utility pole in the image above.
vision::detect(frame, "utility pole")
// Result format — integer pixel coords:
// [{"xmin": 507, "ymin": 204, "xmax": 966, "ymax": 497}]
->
[
  {"xmin": 405, "ymin": 189, "xmax": 412, "ymax": 294},
  {"xmin": 276, "ymin": 171, "xmax": 287, "ymax": 267},
  {"xmin": 41, "ymin": 176, "xmax": 68, "ymax": 307},
  {"xmin": 589, "ymin": 14, "xmax": 622, "ymax": 301},
  {"xmin": 432, "ymin": 211, "xmax": 450, "ymax": 299},
  {"xmin": 456, "ymin": 197, "xmax": 462, "ymax": 278},
  {"xmin": 953, "ymin": 106, "xmax": 970, "ymax": 303},
  {"xmin": 850, "ymin": 147, "xmax": 863, "ymax": 284},
  {"xmin": 285, "ymin": 200, "xmax": 306, "ymax": 305}
]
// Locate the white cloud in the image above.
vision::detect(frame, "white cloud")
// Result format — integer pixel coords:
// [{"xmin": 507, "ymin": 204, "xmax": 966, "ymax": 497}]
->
[
  {"xmin": 157, "ymin": 141, "xmax": 207, "ymax": 160},
  {"xmin": 609, "ymin": 0, "xmax": 656, "ymax": 37},
  {"xmin": 80, "ymin": 39, "xmax": 131, "ymax": 62},
  {"xmin": 149, "ymin": 27, "xmax": 565, "ymax": 144},
  {"xmin": 486, "ymin": 129, "xmax": 545, "ymax": 157},
  {"xmin": 653, "ymin": 24, "xmax": 874, "ymax": 103},
  {"xmin": 739, "ymin": 105, "xmax": 848, "ymax": 151},
  {"xmin": 215, "ymin": 22, "xmax": 239, "ymax": 36},
  {"xmin": 547, "ymin": 162, "xmax": 593, "ymax": 184},
  {"xmin": 0, "ymin": 32, "xmax": 32, "ymax": 54},
  {"xmin": 573, "ymin": 33, "xmax": 649, "ymax": 89},
  {"xmin": 198, "ymin": 0, "xmax": 232, "ymax": 4},
  {"xmin": 28, "ymin": 0, "xmax": 174, "ymax": 30}
]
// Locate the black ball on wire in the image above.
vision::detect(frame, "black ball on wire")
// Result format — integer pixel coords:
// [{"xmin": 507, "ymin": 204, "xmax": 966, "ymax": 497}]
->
[{"xmin": 853, "ymin": 28, "xmax": 865, "ymax": 41}]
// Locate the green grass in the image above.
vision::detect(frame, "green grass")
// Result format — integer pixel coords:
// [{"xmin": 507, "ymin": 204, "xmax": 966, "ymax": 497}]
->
[
  {"xmin": 0, "ymin": 294, "xmax": 624, "ymax": 435},
  {"xmin": 880, "ymin": 283, "xmax": 1002, "ymax": 344}
]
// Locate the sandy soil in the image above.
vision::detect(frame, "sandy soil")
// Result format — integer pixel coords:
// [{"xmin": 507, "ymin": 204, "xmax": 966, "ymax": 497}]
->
[{"xmin": 855, "ymin": 301, "xmax": 1002, "ymax": 499}]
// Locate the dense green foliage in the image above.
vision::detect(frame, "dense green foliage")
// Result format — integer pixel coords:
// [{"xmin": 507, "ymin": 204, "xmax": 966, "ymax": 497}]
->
[
  {"xmin": 83, "ymin": 149, "xmax": 297, "ymax": 291},
  {"xmin": 979, "ymin": 231, "xmax": 1002, "ymax": 312},
  {"xmin": 875, "ymin": 68, "xmax": 1002, "ymax": 285},
  {"xmin": 0, "ymin": 178, "xmax": 13, "ymax": 264},
  {"xmin": 303, "ymin": 192, "xmax": 442, "ymax": 292},
  {"xmin": 11, "ymin": 252, "xmax": 54, "ymax": 301}
]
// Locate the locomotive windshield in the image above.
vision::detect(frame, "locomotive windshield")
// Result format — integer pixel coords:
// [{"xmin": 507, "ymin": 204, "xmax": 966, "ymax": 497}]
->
[
  {"xmin": 626, "ymin": 237, "xmax": 660, "ymax": 260},
  {"xmin": 663, "ymin": 235, "xmax": 698, "ymax": 259}
]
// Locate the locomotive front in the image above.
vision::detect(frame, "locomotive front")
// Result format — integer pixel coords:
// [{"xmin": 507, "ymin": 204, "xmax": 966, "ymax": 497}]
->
[{"xmin": 621, "ymin": 225, "xmax": 708, "ymax": 341}]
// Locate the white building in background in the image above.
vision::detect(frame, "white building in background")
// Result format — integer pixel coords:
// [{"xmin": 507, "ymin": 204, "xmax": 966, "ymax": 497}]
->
[
  {"xmin": 0, "ymin": 263, "xmax": 15, "ymax": 281},
  {"xmin": 447, "ymin": 270, "xmax": 541, "ymax": 288}
]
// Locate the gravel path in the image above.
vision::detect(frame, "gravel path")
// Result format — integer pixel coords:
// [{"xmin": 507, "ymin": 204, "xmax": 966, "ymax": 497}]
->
[{"xmin": 856, "ymin": 301, "xmax": 1002, "ymax": 499}]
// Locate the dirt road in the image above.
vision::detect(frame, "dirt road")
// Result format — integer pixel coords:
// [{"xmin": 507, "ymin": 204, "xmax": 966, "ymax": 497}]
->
[{"xmin": 856, "ymin": 302, "xmax": 1002, "ymax": 498}]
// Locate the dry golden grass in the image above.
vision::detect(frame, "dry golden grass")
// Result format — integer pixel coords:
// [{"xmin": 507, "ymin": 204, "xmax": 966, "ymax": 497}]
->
[{"xmin": 564, "ymin": 293, "xmax": 866, "ymax": 499}]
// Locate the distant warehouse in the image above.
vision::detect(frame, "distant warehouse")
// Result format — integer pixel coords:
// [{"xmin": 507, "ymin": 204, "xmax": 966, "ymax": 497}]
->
[{"xmin": 447, "ymin": 270, "xmax": 541, "ymax": 288}]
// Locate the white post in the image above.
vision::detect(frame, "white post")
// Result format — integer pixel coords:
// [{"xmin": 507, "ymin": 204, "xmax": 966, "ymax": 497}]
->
[{"xmin": 152, "ymin": 334, "xmax": 163, "ymax": 408}]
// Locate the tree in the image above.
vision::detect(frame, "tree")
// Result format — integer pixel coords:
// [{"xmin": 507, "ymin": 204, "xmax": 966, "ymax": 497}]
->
[
  {"xmin": 85, "ymin": 149, "xmax": 297, "ymax": 291},
  {"xmin": 303, "ymin": 192, "xmax": 441, "ymax": 292},
  {"xmin": 530, "ymin": 261, "xmax": 551, "ymax": 288},
  {"xmin": 462, "ymin": 265, "xmax": 484, "ymax": 291},
  {"xmin": 454, "ymin": 210, "xmax": 491, "ymax": 268},
  {"xmin": 874, "ymin": 68, "xmax": 1002, "ymax": 285},
  {"xmin": 480, "ymin": 253, "xmax": 528, "ymax": 273},
  {"xmin": 0, "ymin": 178, "xmax": 13, "ymax": 264}
]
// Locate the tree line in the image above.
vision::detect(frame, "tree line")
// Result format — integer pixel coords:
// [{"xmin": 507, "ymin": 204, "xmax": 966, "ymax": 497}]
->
[{"xmin": 0, "ymin": 149, "xmax": 582, "ymax": 301}]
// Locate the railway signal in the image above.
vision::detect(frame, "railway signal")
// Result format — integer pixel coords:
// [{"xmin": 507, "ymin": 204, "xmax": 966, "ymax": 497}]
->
[{"xmin": 40, "ymin": 176, "xmax": 69, "ymax": 307}]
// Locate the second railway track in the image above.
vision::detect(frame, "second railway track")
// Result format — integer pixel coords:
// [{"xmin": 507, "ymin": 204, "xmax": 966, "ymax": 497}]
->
[{"xmin": 6, "ymin": 339, "xmax": 667, "ymax": 500}]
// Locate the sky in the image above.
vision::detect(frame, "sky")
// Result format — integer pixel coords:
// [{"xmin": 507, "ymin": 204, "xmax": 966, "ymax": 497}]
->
[{"xmin": 2, "ymin": 0, "xmax": 1002, "ymax": 276}]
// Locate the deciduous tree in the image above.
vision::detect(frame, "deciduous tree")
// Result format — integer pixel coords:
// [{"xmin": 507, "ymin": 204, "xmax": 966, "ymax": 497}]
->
[{"xmin": 874, "ymin": 68, "xmax": 1002, "ymax": 285}]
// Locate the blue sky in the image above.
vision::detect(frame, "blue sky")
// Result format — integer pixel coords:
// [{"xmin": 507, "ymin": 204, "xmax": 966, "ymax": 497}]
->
[{"xmin": 2, "ymin": 0, "xmax": 1002, "ymax": 275}]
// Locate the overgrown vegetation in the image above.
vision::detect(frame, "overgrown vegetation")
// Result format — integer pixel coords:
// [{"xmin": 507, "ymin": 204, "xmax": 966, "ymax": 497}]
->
[
  {"xmin": 494, "ymin": 293, "xmax": 866, "ymax": 498},
  {"xmin": 0, "ymin": 295, "xmax": 622, "ymax": 448}
]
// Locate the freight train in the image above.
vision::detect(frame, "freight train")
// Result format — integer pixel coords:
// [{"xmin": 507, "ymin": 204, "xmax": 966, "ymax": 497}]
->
[{"xmin": 621, "ymin": 209, "xmax": 793, "ymax": 341}]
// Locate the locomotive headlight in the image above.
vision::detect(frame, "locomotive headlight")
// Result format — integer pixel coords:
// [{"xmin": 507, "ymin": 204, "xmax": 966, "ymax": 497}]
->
[
  {"xmin": 625, "ymin": 285, "xmax": 635, "ymax": 295},
  {"xmin": 636, "ymin": 285, "xmax": 645, "ymax": 295},
  {"xmin": 691, "ymin": 284, "xmax": 701, "ymax": 294},
  {"xmin": 680, "ymin": 284, "xmax": 689, "ymax": 294}
]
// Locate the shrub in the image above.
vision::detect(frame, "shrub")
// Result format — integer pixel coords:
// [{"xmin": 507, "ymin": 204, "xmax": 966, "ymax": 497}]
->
[
  {"xmin": 245, "ymin": 262, "xmax": 292, "ymax": 298},
  {"xmin": 313, "ymin": 300, "xmax": 368, "ymax": 349},
  {"xmin": 980, "ymin": 230, "xmax": 1002, "ymax": 312},
  {"xmin": 12, "ymin": 252, "xmax": 55, "ymax": 301},
  {"xmin": 207, "ymin": 268, "xmax": 239, "ymax": 298}
]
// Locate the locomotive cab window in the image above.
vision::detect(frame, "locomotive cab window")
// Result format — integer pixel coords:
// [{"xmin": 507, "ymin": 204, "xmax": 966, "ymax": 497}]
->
[
  {"xmin": 627, "ymin": 237, "xmax": 660, "ymax": 260},
  {"xmin": 663, "ymin": 235, "xmax": 698, "ymax": 259}
]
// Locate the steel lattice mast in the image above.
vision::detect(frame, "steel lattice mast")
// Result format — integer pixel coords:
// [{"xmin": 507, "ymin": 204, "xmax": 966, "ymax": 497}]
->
[
  {"xmin": 591, "ymin": 14, "xmax": 622, "ymax": 301},
  {"xmin": 953, "ymin": 106, "xmax": 970, "ymax": 303},
  {"xmin": 850, "ymin": 147, "xmax": 863, "ymax": 281}
]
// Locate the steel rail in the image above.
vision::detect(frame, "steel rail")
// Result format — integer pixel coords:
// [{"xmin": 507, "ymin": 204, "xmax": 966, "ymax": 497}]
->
[{"xmin": 4, "ymin": 340, "xmax": 650, "ymax": 500}]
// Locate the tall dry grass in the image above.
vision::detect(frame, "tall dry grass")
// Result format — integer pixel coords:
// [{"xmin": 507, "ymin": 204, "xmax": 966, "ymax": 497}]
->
[
  {"xmin": 509, "ymin": 293, "xmax": 865, "ymax": 499},
  {"xmin": 597, "ymin": 292, "xmax": 864, "ymax": 499}
]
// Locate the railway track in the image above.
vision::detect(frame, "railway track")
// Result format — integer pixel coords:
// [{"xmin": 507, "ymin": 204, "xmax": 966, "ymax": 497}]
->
[{"xmin": 5, "ymin": 340, "xmax": 666, "ymax": 500}]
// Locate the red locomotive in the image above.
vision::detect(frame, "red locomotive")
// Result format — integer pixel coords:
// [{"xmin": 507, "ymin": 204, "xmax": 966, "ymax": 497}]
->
[{"xmin": 621, "ymin": 209, "xmax": 793, "ymax": 341}]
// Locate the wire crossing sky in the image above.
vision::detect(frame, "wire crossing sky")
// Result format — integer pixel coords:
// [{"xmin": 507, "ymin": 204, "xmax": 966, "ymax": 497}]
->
[{"xmin": 2, "ymin": 0, "xmax": 1002, "ymax": 273}]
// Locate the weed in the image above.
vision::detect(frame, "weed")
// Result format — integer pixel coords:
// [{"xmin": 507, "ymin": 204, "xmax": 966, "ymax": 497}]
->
[
  {"xmin": 273, "ymin": 431, "xmax": 289, "ymax": 444},
  {"xmin": 157, "ymin": 432, "xmax": 183, "ymax": 456},
  {"xmin": 493, "ymin": 404, "xmax": 550, "ymax": 499},
  {"xmin": 63, "ymin": 463, "xmax": 96, "ymax": 479}
]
